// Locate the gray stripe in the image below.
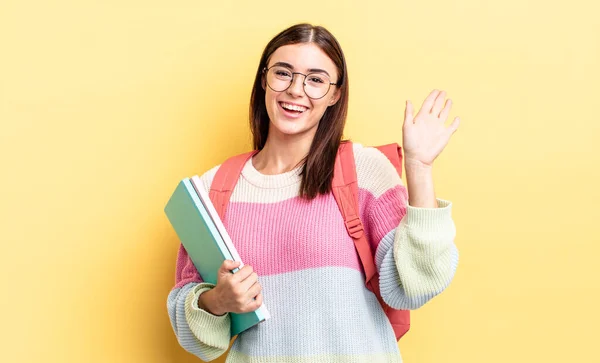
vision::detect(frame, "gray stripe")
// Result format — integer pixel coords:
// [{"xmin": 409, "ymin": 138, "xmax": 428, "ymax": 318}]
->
[
  {"xmin": 167, "ymin": 283, "xmax": 210, "ymax": 360},
  {"xmin": 230, "ymin": 266, "xmax": 400, "ymax": 357}
]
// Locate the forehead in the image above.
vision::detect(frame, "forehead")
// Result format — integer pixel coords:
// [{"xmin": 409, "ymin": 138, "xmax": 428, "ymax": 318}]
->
[{"xmin": 267, "ymin": 43, "xmax": 338, "ymax": 77}]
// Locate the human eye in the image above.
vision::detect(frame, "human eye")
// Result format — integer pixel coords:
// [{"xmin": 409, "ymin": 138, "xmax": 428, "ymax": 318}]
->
[
  {"xmin": 307, "ymin": 74, "xmax": 326, "ymax": 84},
  {"xmin": 274, "ymin": 68, "xmax": 292, "ymax": 78}
]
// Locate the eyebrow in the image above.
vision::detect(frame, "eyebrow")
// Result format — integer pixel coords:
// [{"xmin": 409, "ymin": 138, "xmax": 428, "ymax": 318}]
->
[{"xmin": 271, "ymin": 61, "xmax": 331, "ymax": 78}]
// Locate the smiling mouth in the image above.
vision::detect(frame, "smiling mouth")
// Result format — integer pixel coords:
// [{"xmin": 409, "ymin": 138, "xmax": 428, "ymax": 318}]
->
[{"xmin": 279, "ymin": 102, "xmax": 308, "ymax": 114}]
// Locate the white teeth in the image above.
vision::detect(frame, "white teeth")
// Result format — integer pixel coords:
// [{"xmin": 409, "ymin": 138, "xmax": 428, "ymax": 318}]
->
[{"xmin": 281, "ymin": 102, "xmax": 307, "ymax": 112}]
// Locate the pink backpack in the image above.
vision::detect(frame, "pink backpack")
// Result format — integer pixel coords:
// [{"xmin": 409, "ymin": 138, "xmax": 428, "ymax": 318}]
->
[{"xmin": 208, "ymin": 141, "xmax": 410, "ymax": 340}]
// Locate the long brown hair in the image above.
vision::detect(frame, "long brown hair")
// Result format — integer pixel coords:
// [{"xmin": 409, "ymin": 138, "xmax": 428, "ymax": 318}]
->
[{"xmin": 249, "ymin": 23, "xmax": 350, "ymax": 200}]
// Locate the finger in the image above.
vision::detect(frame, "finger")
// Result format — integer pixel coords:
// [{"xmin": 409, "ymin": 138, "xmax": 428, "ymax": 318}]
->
[
  {"xmin": 231, "ymin": 264, "xmax": 254, "ymax": 283},
  {"xmin": 417, "ymin": 89, "xmax": 440, "ymax": 118},
  {"xmin": 239, "ymin": 272, "xmax": 259, "ymax": 291},
  {"xmin": 403, "ymin": 100, "xmax": 414, "ymax": 127},
  {"xmin": 220, "ymin": 260, "xmax": 241, "ymax": 276},
  {"xmin": 432, "ymin": 90, "xmax": 446, "ymax": 116},
  {"xmin": 250, "ymin": 291, "xmax": 264, "ymax": 309},
  {"xmin": 245, "ymin": 281, "xmax": 262, "ymax": 300},
  {"xmin": 239, "ymin": 285, "xmax": 262, "ymax": 313},
  {"xmin": 439, "ymin": 98, "xmax": 452, "ymax": 121},
  {"xmin": 254, "ymin": 291, "xmax": 263, "ymax": 306},
  {"xmin": 447, "ymin": 117, "xmax": 460, "ymax": 134},
  {"xmin": 222, "ymin": 260, "xmax": 241, "ymax": 270}
]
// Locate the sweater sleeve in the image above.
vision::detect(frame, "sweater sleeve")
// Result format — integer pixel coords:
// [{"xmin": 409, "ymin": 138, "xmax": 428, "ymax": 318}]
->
[
  {"xmin": 372, "ymin": 198, "xmax": 458, "ymax": 310},
  {"xmin": 356, "ymin": 144, "xmax": 458, "ymax": 310},
  {"xmin": 166, "ymin": 244, "xmax": 232, "ymax": 360}
]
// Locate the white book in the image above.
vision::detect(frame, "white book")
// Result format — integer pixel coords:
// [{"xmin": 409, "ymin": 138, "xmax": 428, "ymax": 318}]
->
[{"xmin": 190, "ymin": 176, "xmax": 245, "ymax": 269}]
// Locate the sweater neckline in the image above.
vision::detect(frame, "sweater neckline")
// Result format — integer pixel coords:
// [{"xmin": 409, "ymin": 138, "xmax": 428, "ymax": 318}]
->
[{"xmin": 241, "ymin": 157, "xmax": 303, "ymax": 189}]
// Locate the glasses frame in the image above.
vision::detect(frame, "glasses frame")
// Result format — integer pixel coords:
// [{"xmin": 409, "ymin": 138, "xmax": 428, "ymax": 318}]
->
[{"xmin": 263, "ymin": 65, "xmax": 338, "ymax": 100}]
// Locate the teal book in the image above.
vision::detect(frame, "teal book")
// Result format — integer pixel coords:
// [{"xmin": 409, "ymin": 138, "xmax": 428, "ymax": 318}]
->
[{"xmin": 164, "ymin": 176, "xmax": 270, "ymax": 336}]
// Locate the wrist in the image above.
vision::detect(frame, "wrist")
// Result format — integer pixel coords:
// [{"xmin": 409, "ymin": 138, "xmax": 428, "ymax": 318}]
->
[
  {"xmin": 198, "ymin": 287, "xmax": 227, "ymax": 316},
  {"xmin": 404, "ymin": 159, "xmax": 437, "ymax": 208},
  {"xmin": 404, "ymin": 158, "xmax": 433, "ymax": 173}
]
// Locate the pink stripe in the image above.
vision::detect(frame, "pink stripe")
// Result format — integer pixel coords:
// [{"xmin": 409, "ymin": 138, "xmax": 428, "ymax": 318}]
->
[
  {"xmin": 174, "ymin": 244, "xmax": 203, "ymax": 289},
  {"xmin": 225, "ymin": 193, "xmax": 363, "ymax": 276},
  {"xmin": 359, "ymin": 185, "xmax": 408, "ymax": 251}
]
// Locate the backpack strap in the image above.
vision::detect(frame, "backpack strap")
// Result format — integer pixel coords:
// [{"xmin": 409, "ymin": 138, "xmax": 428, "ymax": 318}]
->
[
  {"xmin": 331, "ymin": 142, "xmax": 378, "ymax": 285},
  {"xmin": 333, "ymin": 142, "xmax": 410, "ymax": 341},
  {"xmin": 209, "ymin": 151, "xmax": 258, "ymax": 220},
  {"xmin": 332, "ymin": 141, "xmax": 405, "ymax": 295},
  {"xmin": 375, "ymin": 143, "xmax": 403, "ymax": 177}
]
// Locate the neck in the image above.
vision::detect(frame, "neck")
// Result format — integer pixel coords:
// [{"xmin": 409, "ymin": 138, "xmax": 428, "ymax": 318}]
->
[{"xmin": 253, "ymin": 130, "xmax": 315, "ymax": 175}]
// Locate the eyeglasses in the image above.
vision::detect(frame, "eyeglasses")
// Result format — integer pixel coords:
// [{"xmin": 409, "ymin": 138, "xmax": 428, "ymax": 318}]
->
[{"xmin": 263, "ymin": 65, "xmax": 337, "ymax": 100}]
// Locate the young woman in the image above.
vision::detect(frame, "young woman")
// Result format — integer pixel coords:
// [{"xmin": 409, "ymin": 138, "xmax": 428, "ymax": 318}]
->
[{"xmin": 167, "ymin": 23, "xmax": 460, "ymax": 362}]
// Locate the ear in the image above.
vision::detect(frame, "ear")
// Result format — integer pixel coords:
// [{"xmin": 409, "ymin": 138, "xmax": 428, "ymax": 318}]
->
[
  {"xmin": 328, "ymin": 88, "xmax": 341, "ymax": 106},
  {"xmin": 260, "ymin": 68, "xmax": 268, "ymax": 90}
]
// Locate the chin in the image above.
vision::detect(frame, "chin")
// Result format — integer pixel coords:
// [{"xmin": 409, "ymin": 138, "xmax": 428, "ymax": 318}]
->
[{"xmin": 270, "ymin": 118, "xmax": 318, "ymax": 138}]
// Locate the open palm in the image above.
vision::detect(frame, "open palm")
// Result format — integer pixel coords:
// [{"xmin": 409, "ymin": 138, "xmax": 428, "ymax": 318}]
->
[{"xmin": 402, "ymin": 89, "xmax": 460, "ymax": 167}]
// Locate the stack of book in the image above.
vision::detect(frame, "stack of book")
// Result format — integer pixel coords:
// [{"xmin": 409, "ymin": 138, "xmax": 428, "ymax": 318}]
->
[{"xmin": 164, "ymin": 176, "xmax": 270, "ymax": 336}]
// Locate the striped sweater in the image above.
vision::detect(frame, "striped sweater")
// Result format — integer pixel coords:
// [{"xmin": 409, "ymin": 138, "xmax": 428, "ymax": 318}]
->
[{"xmin": 167, "ymin": 143, "xmax": 459, "ymax": 362}]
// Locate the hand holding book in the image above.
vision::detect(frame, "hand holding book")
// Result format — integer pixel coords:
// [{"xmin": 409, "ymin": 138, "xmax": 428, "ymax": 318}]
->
[{"xmin": 200, "ymin": 260, "xmax": 264, "ymax": 316}]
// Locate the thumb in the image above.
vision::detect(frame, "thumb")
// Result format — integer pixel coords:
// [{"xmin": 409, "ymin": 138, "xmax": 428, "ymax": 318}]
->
[
  {"xmin": 403, "ymin": 100, "xmax": 414, "ymax": 128},
  {"xmin": 221, "ymin": 260, "xmax": 241, "ymax": 274}
]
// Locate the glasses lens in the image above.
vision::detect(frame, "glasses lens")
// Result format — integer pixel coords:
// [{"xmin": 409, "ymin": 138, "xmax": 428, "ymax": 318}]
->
[
  {"xmin": 304, "ymin": 73, "xmax": 331, "ymax": 99},
  {"xmin": 265, "ymin": 67, "xmax": 333, "ymax": 99},
  {"xmin": 266, "ymin": 66, "xmax": 293, "ymax": 92}
]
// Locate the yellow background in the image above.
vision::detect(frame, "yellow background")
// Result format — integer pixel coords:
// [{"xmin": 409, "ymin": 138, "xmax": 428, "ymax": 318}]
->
[{"xmin": 2, "ymin": 0, "xmax": 599, "ymax": 362}]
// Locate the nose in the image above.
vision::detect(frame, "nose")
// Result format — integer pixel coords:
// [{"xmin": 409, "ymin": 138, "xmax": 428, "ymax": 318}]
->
[{"xmin": 286, "ymin": 73, "xmax": 306, "ymax": 98}]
